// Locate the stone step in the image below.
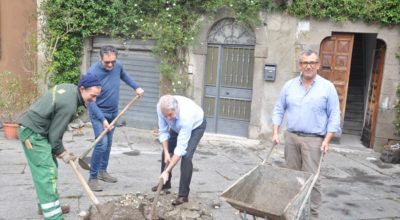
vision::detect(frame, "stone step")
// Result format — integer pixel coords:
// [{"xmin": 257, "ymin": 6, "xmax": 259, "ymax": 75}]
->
[
  {"xmin": 347, "ymin": 94, "xmax": 364, "ymax": 100},
  {"xmin": 344, "ymin": 117, "xmax": 363, "ymax": 123},
  {"xmin": 347, "ymin": 88, "xmax": 363, "ymax": 95},
  {"xmin": 342, "ymin": 128, "xmax": 362, "ymax": 135},
  {"xmin": 343, "ymin": 121, "xmax": 363, "ymax": 135},
  {"xmin": 344, "ymin": 111, "xmax": 364, "ymax": 120},
  {"xmin": 345, "ymin": 106, "xmax": 364, "ymax": 113},
  {"xmin": 346, "ymin": 102, "xmax": 364, "ymax": 107},
  {"xmin": 343, "ymin": 120, "xmax": 363, "ymax": 127}
]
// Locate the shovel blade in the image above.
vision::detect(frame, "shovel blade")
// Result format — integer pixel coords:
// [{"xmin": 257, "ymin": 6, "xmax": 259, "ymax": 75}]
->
[
  {"xmin": 78, "ymin": 157, "xmax": 91, "ymax": 170},
  {"xmin": 90, "ymin": 201, "xmax": 115, "ymax": 220}
]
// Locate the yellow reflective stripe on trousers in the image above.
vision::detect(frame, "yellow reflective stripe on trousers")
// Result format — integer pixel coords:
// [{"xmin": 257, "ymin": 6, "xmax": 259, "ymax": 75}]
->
[
  {"xmin": 43, "ymin": 207, "xmax": 62, "ymax": 218},
  {"xmin": 52, "ymin": 85, "xmax": 58, "ymax": 105},
  {"xmin": 41, "ymin": 200, "xmax": 60, "ymax": 209}
]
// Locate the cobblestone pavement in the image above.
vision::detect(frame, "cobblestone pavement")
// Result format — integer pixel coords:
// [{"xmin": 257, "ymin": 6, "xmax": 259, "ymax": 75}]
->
[{"xmin": 0, "ymin": 126, "xmax": 399, "ymax": 219}]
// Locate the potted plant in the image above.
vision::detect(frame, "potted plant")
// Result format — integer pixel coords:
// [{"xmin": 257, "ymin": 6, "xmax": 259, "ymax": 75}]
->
[{"xmin": 0, "ymin": 71, "xmax": 36, "ymax": 139}]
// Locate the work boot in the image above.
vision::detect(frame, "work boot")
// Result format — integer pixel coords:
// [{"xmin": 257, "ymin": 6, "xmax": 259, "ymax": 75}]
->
[
  {"xmin": 310, "ymin": 211, "xmax": 319, "ymax": 220},
  {"xmin": 88, "ymin": 178, "xmax": 103, "ymax": 192},
  {"xmin": 38, "ymin": 204, "xmax": 70, "ymax": 215},
  {"xmin": 151, "ymin": 183, "xmax": 171, "ymax": 192},
  {"xmin": 98, "ymin": 171, "xmax": 118, "ymax": 183},
  {"xmin": 171, "ymin": 197, "xmax": 188, "ymax": 206}
]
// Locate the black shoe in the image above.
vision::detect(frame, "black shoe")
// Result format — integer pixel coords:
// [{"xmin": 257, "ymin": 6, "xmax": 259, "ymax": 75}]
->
[
  {"xmin": 171, "ymin": 197, "xmax": 188, "ymax": 206},
  {"xmin": 151, "ymin": 183, "xmax": 171, "ymax": 192}
]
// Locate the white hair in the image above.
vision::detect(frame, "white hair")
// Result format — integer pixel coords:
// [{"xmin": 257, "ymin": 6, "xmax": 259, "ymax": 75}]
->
[{"xmin": 158, "ymin": 95, "xmax": 177, "ymax": 113}]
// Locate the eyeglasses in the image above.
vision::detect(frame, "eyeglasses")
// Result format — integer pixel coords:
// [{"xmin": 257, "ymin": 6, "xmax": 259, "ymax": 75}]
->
[
  {"xmin": 300, "ymin": 61, "xmax": 319, "ymax": 67},
  {"xmin": 103, "ymin": 60, "xmax": 116, "ymax": 65}
]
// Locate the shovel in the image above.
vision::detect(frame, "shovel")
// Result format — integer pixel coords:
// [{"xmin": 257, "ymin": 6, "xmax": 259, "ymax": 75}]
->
[
  {"xmin": 69, "ymin": 160, "xmax": 115, "ymax": 220},
  {"xmin": 78, "ymin": 95, "xmax": 141, "ymax": 170},
  {"xmin": 148, "ymin": 162, "xmax": 169, "ymax": 220},
  {"xmin": 148, "ymin": 177, "xmax": 165, "ymax": 220}
]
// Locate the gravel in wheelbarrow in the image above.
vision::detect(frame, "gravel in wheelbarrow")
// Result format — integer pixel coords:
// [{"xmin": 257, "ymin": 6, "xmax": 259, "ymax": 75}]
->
[{"xmin": 221, "ymin": 164, "xmax": 314, "ymax": 220}]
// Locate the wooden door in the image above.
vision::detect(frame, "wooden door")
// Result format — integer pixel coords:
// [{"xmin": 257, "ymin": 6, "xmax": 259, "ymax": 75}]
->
[
  {"xmin": 361, "ymin": 40, "xmax": 386, "ymax": 148},
  {"xmin": 319, "ymin": 33, "xmax": 355, "ymax": 126}
]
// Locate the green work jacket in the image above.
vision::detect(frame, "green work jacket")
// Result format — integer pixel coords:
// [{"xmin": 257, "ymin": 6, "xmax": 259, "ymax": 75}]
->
[{"xmin": 19, "ymin": 84, "xmax": 84, "ymax": 155}]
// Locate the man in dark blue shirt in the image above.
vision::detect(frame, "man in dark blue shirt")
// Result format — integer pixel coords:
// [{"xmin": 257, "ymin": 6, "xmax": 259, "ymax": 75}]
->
[{"xmin": 87, "ymin": 45, "xmax": 144, "ymax": 191}]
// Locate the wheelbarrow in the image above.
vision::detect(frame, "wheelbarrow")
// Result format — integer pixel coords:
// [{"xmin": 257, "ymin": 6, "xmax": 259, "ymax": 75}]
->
[{"xmin": 220, "ymin": 144, "xmax": 323, "ymax": 220}]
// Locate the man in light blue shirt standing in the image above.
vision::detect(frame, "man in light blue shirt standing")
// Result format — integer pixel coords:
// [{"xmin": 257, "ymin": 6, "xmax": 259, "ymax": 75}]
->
[
  {"xmin": 154, "ymin": 95, "xmax": 206, "ymax": 206},
  {"xmin": 272, "ymin": 50, "xmax": 341, "ymax": 219}
]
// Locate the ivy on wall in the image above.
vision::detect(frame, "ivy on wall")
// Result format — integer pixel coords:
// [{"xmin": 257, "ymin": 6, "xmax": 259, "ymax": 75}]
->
[
  {"xmin": 40, "ymin": 0, "xmax": 278, "ymax": 91},
  {"xmin": 288, "ymin": 0, "xmax": 400, "ymax": 24},
  {"xmin": 42, "ymin": 0, "xmax": 400, "ymax": 92},
  {"xmin": 394, "ymin": 49, "xmax": 400, "ymax": 135}
]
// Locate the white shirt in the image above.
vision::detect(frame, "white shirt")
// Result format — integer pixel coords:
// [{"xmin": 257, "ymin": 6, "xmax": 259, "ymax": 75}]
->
[{"xmin": 157, "ymin": 96, "xmax": 204, "ymax": 156}]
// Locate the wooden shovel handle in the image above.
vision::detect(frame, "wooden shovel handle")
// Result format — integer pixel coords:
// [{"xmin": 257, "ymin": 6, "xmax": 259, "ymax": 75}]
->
[
  {"xmin": 149, "ymin": 178, "xmax": 164, "ymax": 219},
  {"xmin": 149, "ymin": 162, "xmax": 169, "ymax": 219},
  {"xmin": 69, "ymin": 160, "xmax": 100, "ymax": 205},
  {"xmin": 80, "ymin": 95, "xmax": 141, "ymax": 159}
]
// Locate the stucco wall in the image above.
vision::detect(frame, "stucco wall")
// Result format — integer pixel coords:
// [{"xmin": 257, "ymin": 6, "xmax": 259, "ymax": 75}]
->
[
  {"xmin": 189, "ymin": 11, "xmax": 400, "ymax": 150},
  {"xmin": 281, "ymin": 14, "xmax": 400, "ymax": 151},
  {"xmin": 0, "ymin": 0, "xmax": 37, "ymax": 82}
]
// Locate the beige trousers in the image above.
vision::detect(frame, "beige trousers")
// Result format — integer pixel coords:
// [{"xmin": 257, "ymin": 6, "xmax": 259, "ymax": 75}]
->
[{"xmin": 284, "ymin": 131, "xmax": 323, "ymax": 218}]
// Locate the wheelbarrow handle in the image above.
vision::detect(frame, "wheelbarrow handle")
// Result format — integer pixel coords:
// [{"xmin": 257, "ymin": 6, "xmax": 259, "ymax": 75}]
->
[
  {"xmin": 294, "ymin": 153, "xmax": 325, "ymax": 220},
  {"xmin": 262, "ymin": 143, "xmax": 277, "ymax": 165}
]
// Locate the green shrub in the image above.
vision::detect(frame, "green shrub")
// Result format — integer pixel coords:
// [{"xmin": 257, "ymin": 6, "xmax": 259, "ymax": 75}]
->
[
  {"xmin": 41, "ymin": 0, "xmax": 400, "ymax": 95},
  {"xmin": 395, "ymin": 49, "xmax": 400, "ymax": 135},
  {"xmin": 40, "ymin": 0, "xmax": 279, "ymax": 93}
]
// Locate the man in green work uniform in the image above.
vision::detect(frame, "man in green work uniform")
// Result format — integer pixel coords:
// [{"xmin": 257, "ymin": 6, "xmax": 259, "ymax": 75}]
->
[{"xmin": 18, "ymin": 73, "xmax": 101, "ymax": 220}]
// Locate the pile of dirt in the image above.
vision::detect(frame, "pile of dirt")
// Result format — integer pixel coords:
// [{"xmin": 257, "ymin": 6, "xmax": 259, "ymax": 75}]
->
[{"xmin": 84, "ymin": 191, "xmax": 214, "ymax": 220}]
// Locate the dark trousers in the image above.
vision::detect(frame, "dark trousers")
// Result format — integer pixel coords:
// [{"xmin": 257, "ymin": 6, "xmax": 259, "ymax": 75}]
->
[{"xmin": 160, "ymin": 118, "xmax": 206, "ymax": 197}]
